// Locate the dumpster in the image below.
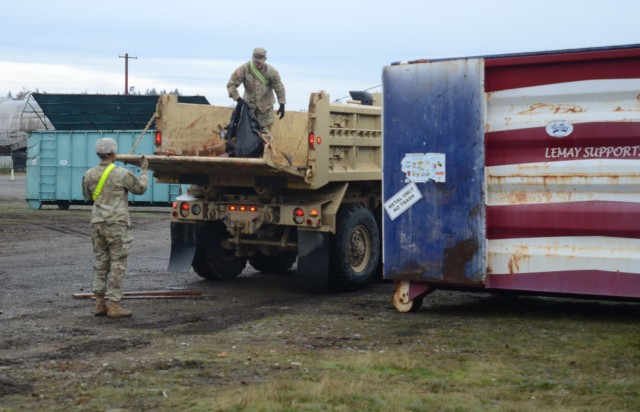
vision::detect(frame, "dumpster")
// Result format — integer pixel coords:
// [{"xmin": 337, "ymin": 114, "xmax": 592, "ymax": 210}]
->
[
  {"xmin": 382, "ymin": 45, "xmax": 640, "ymax": 312},
  {"xmin": 26, "ymin": 130, "xmax": 183, "ymax": 209},
  {"xmin": 24, "ymin": 94, "xmax": 208, "ymax": 210}
]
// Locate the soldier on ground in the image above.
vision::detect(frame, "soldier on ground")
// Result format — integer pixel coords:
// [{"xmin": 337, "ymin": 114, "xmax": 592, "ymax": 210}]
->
[{"xmin": 82, "ymin": 137, "xmax": 148, "ymax": 318}]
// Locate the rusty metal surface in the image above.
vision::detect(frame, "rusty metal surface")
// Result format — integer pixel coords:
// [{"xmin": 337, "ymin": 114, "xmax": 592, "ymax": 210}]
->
[
  {"xmin": 485, "ymin": 71, "xmax": 640, "ymax": 292},
  {"xmin": 483, "ymin": 48, "xmax": 640, "ymax": 298},
  {"xmin": 382, "ymin": 59, "xmax": 486, "ymax": 286},
  {"xmin": 383, "ymin": 45, "xmax": 640, "ymax": 300}
]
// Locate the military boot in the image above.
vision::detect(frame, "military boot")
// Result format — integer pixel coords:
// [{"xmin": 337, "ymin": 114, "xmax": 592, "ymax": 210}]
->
[
  {"xmin": 94, "ymin": 293, "xmax": 107, "ymax": 317},
  {"xmin": 107, "ymin": 300, "xmax": 132, "ymax": 318}
]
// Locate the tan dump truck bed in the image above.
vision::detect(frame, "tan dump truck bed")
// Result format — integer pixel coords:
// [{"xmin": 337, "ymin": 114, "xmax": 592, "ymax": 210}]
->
[{"xmin": 118, "ymin": 92, "xmax": 382, "ymax": 190}]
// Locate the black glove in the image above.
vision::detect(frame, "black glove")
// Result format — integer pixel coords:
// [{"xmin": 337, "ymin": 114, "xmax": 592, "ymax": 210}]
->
[
  {"xmin": 236, "ymin": 97, "xmax": 244, "ymax": 106},
  {"xmin": 277, "ymin": 103, "xmax": 285, "ymax": 119}
]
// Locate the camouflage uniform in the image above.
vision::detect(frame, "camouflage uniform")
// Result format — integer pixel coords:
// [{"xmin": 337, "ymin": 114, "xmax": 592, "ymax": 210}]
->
[
  {"xmin": 227, "ymin": 58, "xmax": 286, "ymax": 130},
  {"xmin": 82, "ymin": 161, "xmax": 148, "ymax": 302}
]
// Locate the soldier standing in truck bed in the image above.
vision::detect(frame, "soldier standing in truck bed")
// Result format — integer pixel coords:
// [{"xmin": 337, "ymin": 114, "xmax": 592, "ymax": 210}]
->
[{"xmin": 227, "ymin": 47, "xmax": 286, "ymax": 131}]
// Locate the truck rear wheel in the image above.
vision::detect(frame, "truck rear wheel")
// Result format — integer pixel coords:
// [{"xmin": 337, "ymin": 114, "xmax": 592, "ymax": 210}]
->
[
  {"xmin": 329, "ymin": 204, "xmax": 380, "ymax": 291},
  {"xmin": 249, "ymin": 251, "xmax": 297, "ymax": 274},
  {"xmin": 192, "ymin": 221, "xmax": 247, "ymax": 280}
]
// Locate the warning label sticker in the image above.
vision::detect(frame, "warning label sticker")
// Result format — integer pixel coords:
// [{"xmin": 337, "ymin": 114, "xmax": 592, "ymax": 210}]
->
[{"xmin": 384, "ymin": 182, "xmax": 423, "ymax": 221}]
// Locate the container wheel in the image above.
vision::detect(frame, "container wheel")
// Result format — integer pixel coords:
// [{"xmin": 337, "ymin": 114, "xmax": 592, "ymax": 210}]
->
[
  {"xmin": 192, "ymin": 221, "xmax": 247, "ymax": 280},
  {"xmin": 392, "ymin": 288, "xmax": 424, "ymax": 313},
  {"xmin": 249, "ymin": 251, "xmax": 297, "ymax": 274},
  {"xmin": 329, "ymin": 204, "xmax": 380, "ymax": 291},
  {"xmin": 392, "ymin": 281, "xmax": 425, "ymax": 313},
  {"xmin": 57, "ymin": 201, "xmax": 70, "ymax": 210}
]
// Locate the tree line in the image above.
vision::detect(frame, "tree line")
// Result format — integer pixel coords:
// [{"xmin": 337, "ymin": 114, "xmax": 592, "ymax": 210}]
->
[{"xmin": 5, "ymin": 88, "xmax": 183, "ymax": 100}]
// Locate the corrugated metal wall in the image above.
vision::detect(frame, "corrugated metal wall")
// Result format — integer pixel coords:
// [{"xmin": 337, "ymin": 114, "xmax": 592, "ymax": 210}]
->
[
  {"xmin": 483, "ymin": 48, "xmax": 640, "ymax": 297},
  {"xmin": 383, "ymin": 46, "xmax": 640, "ymax": 299},
  {"xmin": 26, "ymin": 130, "xmax": 183, "ymax": 209}
]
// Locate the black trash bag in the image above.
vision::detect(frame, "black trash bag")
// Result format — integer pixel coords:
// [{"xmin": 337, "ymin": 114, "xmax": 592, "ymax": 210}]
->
[{"xmin": 225, "ymin": 100, "xmax": 264, "ymax": 158}]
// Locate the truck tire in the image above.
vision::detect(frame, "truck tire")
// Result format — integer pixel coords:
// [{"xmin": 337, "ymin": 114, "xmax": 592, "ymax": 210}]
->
[
  {"xmin": 192, "ymin": 221, "xmax": 247, "ymax": 280},
  {"xmin": 329, "ymin": 204, "xmax": 380, "ymax": 291},
  {"xmin": 249, "ymin": 251, "xmax": 297, "ymax": 274}
]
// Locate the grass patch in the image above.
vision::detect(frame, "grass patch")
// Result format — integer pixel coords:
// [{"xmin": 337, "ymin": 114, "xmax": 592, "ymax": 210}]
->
[{"xmin": 2, "ymin": 298, "xmax": 639, "ymax": 411}]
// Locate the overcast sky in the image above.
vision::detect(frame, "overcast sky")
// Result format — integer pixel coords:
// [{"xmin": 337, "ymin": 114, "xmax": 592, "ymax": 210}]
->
[{"xmin": 1, "ymin": 0, "xmax": 638, "ymax": 110}]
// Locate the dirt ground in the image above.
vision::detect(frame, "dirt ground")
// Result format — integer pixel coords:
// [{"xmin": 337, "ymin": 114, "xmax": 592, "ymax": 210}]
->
[
  {"xmin": 0, "ymin": 172, "xmax": 401, "ymax": 406},
  {"xmin": 1, "ymin": 172, "xmax": 639, "ymax": 411}
]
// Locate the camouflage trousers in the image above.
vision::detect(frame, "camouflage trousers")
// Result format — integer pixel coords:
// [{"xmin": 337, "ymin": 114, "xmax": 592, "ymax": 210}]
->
[
  {"xmin": 252, "ymin": 107, "xmax": 274, "ymax": 131},
  {"xmin": 91, "ymin": 223, "xmax": 133, "ymax": 302}
]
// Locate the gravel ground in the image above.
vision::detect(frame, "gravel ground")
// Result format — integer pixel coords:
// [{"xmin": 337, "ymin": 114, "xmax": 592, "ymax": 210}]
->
[
  {"xmin": 2, "ymin": 172, "xmax": 639, "ymax": 411},
  {"xmin": 0, "ymin": 172, "xmax": 400, "ymax": 402},
  {"xmin": 0, "ymin": 172, "xmax": 385, "ymax": 338}
]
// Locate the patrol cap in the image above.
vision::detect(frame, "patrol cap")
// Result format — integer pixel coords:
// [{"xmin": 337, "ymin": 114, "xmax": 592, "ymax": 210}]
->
[
  {"xmin": 252, "ymin": 47, "xmax": 267, "ymax": 63},
  {"xmin": 95, "ymin": 137, "xmax": 117, "ymax": 155}
]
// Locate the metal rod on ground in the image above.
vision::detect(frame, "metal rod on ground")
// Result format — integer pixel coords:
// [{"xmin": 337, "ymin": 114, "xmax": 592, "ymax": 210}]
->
[{"xmin": 72, "ymin": 290, "xmax": 202, "ymax": 299}]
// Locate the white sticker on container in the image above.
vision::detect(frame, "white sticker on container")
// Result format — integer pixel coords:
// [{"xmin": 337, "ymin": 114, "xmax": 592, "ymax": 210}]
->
[
  {"xmin": 384, "ymin": 182, "xmax": 423, "ymax": 220},
  {"xmin": 59, "ymin": 159, "xmax": 68, "ymax": 166},
  {"xmin": 545, "ymin": 120, "xmax": 573, "ymax": 138},
  {"xmin": 401, "ymin": 153, "xmax": 445, "ymax": 183}
]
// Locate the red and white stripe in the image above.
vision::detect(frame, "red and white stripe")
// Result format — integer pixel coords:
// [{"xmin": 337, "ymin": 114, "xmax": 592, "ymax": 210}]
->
[{"xmin": 483, "ymin": 59, "xmax": 640, "ymax": 298}]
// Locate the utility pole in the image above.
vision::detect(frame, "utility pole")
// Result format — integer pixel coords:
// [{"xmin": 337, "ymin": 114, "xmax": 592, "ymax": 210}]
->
[{"xmin": 119, "ymin": 53, "xmax": 138, "ymax": 95}]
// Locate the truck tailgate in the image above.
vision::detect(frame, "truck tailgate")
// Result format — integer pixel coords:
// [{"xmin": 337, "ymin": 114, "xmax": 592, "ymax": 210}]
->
[{"xmin": 117, "ymin": 154, "xmax": 306, "ymax": 180}]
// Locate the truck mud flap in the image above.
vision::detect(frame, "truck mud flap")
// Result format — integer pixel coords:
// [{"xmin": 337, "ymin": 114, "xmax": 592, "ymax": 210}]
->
[
  {"xmin": 168, "ymin": 222, "xmax": 197, "ymax": 272},
  {"xmin": 296, "ymin": 231, "xmax": 329, "ymax": 288}
]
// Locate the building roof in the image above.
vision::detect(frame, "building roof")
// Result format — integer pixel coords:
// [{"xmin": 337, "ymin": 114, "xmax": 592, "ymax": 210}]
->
[{"xmin": 31, "ymin": 93, "xmax": 209, "ymax": 130}]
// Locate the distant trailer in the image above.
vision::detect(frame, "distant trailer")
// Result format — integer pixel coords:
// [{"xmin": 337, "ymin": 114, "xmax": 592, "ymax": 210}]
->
[
  {"xmin": 26, "ymin": 130, "xmax": 183, "ymax": 210},
  {"xmin": 382, "ymin": 44, "xmax": 640, "ymax": 312}
]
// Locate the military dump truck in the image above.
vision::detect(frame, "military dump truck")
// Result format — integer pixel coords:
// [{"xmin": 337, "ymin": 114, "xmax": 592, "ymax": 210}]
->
[{"xmin": 118, "ymin": 91, "xmax": 382, "ymax": 290}]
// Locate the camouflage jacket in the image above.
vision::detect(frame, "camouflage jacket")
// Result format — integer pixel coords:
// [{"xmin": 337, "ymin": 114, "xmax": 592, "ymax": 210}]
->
[
  {"xmin": 227, "ymin": 62, "xmax": 286, "ymax": 113},
  {"xmin": 82, "ymin": 161, "xmax": 148, "ymax": 226}
]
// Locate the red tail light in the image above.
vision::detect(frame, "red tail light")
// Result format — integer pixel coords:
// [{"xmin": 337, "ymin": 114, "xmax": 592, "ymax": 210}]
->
[
  {"xmin": 293, "ymin": 208, "xmax": 305, "ymax": 224},
  {"xmin": 308, "ymin": 134, "xmax": 321, "ymax": 147},
  {"xmin": 155, "ymin": 131, "xmax": 162, "ymax": 146},
  {"xmin": 309, "ymin": 133, "xmax": 322, "ymax": 149},
  {"xmin": 179, "ymin": 202, "xmax": 190, "ymax": 217}
]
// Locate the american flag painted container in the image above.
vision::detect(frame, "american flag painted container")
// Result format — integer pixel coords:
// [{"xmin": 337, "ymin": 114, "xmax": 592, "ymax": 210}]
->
[{"xmin": 382, "ymin": 45, "xmax": 640, "ymax": 312}]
